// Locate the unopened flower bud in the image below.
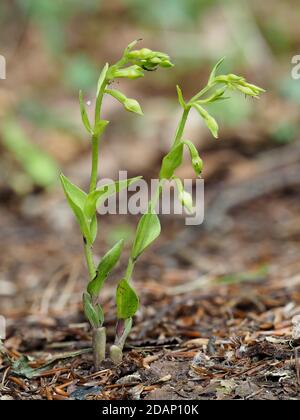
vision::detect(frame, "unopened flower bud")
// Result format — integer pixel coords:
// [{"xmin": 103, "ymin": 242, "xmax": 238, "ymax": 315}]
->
[
  {"xmin": 178, "ymin": 190, "xmax": 194, "ymax": 213},
  {"xmin": 111, "ymin": 65, "xmax": 144, "ymax": 80}
]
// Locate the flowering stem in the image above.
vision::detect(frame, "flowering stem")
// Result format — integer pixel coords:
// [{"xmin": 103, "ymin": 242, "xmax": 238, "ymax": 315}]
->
[
  {"xmin": 89, "ymin": 135, "xmax": 100, "ymax": 193},
  {"xmin": 111, "ymin": 108, "xmax": 192, "ymax": 364},
  {"xmin": 83, "ymin": 237, "xmax": 96, "ymax": 280},
  {"xmin": 173, "ymin": 107, "xmax": 190, "ymax": 147}
]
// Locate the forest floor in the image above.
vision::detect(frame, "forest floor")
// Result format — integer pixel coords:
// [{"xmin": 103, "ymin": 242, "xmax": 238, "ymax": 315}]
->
[{"xmin": 1, "ymin": 147, "xmax": 300, "ymax": 400}]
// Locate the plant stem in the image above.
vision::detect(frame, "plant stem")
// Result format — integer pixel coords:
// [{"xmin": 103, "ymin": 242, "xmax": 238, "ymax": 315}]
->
[
  {"xmin": 83, "ymin": 238, "xmax": 96, "ymax": 280},
  {"xmin": 85, "ymin": 81, "xmax": 108, "ymax": 366},
  {"xmin": 90, "ymin": 82, "xmax": 107, "ymax": 193},
  {"xmin": 89, "ymin": 134, "xmax": 100, "ymax": 193},
  {"xmin": 173, "ymin": 107, "xmax": 190, "ymax": 147},
  {"xmin": 93, "ymin": 327, "xmax": 106, "ymax": 370},
  {"xmin": 125, "ymin": 257, "xmax": 134, "ymax": 282},
  {"xmin": 111, "ymin": 88, "xmax": 193, "ymax": 362},
  {"xmin": 190, "ymin": 83, "xmax": 216, "ymax": 103}
]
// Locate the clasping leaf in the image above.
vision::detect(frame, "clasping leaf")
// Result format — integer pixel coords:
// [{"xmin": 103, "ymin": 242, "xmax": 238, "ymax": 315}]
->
[
  {"xmin": 84, "ymin": 177, "xmax": 142, "ymax": 220},
  {"xmin": 79, "ymin": 91, "xmax": 92, "ymax": 134},
  {"xmin": 208, "ymin": 57, "xmax": 225, "ymax": 86},
  {"xmin": 96, "ymin": 63, "xmax": 109, "ymax": 98},
  {"xmin": 160, "ymin": 142, "xmax": 184, "ymax": 180},
  {"xmin": 116, "ymin": 279, "xmax": 139, "ymax": 319},
  {"xmin": 176, "ymin": 85, "xmax": 186, "ymax": 109},
  {"xmin": 83, "ymin": 293, "xmax": 104, "ymax": 328},
  {"xmin": 131, "ymin": 211, "xmax": 161, "ymax": 261},
  {"xmin": 88, "ymin": 239, "xmax": 124, "ymax": 297},
  {"xmin": 60, "ymin": 174, "xmax": 94, "ymax": 244}
]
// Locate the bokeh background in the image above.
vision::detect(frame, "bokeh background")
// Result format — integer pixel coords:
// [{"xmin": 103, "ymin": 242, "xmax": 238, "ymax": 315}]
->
[{"xmin": 0, "ymin": 0, "xmax": 300, "ymax": 335}]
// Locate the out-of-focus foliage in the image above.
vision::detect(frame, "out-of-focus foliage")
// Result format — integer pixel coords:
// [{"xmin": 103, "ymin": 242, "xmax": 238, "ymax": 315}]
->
[
  {"xmin": 1, "ymin": 0, "xmax": 300, "ymax": 195},
  {"xmin": 1, "ymin": 119, "xmax": 59, "ymax": 191},
  {"xmin": 124, "ymin": 0, "xmax": 215, "ymax": 28},
  {"xmin": 16, "ymin": 0, "xmax": 99, "ymax": 52}
]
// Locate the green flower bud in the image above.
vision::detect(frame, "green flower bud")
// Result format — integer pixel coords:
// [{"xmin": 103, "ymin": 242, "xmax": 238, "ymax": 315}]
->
[
  {"xmin": 106, "ymin": 88, "xmax": 143, "ymax": 115},
  {"xmin": 139, "ymin": 48, "xmax": 154, "ymax": 59},
  {"xmin": 178, "ymin": 190, "xmax": 194, "ymax": 213},
  {"xmin": 192, "ymin": 103, "xmax": 219, "ymax": 138},
  {"xmin": 111, "ymin": 65, "xmax": 144, "ymax": 80},
  {"xmin": 124, "ymin": 98, "xmax": 143, "ymax": 115},
  {"xmin": 159, "ymin": 59, "xmax": 174, "ymax": 68},
  {"xmin": 236, "ymin": 85, "xmax": 258, "ymax": 96},
  {"xmin": 150, "ymin": 57, "xmax": 162, "ymax": 64},
  {"xmin": 183, "ymin": 140, "xmax": 203, "ymax": 176},
  {"xmin": 127, "ymin": 48, "xmax": 154, "ymax": 60}
]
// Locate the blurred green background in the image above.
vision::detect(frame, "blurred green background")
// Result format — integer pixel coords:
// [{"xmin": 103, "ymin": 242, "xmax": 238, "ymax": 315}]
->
[{"xmin": 0, "ymin": 0, "xmax": 300, "ymax": 193}]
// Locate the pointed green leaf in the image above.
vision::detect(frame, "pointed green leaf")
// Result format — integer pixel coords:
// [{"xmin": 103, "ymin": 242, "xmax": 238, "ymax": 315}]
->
[
  {"xmin": 160, "ymin": 142, "xmax": 184, "ymax": 180},
  {"xmin": 208, "ymin": 57, "xmax": 225, "ymax": 86},
  {"xmin": 116, "ymin": 279, "xmax": 139, "ymax": 319},
  {"xmin": 79, "ymin": 91, "xmax": 92, "ymax": 134},
  {"xmin": 131, "ymin": 211, "xmax": 161, "ymax": 260},
  {"xmin": 183, "ymin": 140, "xmax": 203, "ymax": 176},
  {"xmin": 84, "ymin": 177, "xmax": 142, "ymax": 220},
  {"xmin": 96, "ymin": 63, "xmax": 109, "ymax": 98},
  {"xmin": 83, "ymin": 293, "xmax": 103, "ymax": 328},
  {"xmin": 192, "ymin": 103, "xmax": 219, "ymax": 139},
  {"xmin": 60, "ymin": 174, "xmax": 86, "ymax": 208},
  {"xmin": 93, "ymin": 120, "xmax": 109, "ymax": 137},
  {"xmin": 60, "ymin": 174, "xmax": 93, "ymax": 244},
  {"xmin": 88, "ymin": 240, "xmax": 124, "ymax": 296},
  {"xmin": 176, "ymin": 85, "xmax": 186, "ymax": 109}
]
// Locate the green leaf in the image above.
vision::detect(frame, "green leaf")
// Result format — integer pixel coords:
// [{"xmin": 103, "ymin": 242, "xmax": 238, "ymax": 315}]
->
[
  {"xmin": 96, "ymin": 63, "xmax": 109, "ymax": 98},
  {"xmin": 116, "ymin": 279, "xmax": 139, "ymax": 319},
  {"xmin": 90, "ymin": 215, "xmax": 98, "ymax": 244},
  {"xmin": 88, "ymin": 239, "xmax": 124, "ymax": 296},
  {"xmin": 183, "ymin": 140, "xmax": 203, "ymax": 176},
  {"xmin": 192, "ymin": 103, "xmax": 219, "ymax": 139},
  {"xmin": 79, "ymin": 90, "xmax": 92, "ymax": 134},
  {"xmin": 106, "ymin": 89, "xmax": 143, "ymax": 115},
  {"xmin": 84, "ymin": 177, "xmax": 142, "ymax": 220},
  {"xmin": 60, "ymin": 174, "xmax": 93, "ymax": 244},
  {"xmin": 208, "ymin": 57, "xmax": 225, "ymax": 86},
  {"xmin": 83, "ymin": 293, "xmax": 103, "ymax": 328},
  {"xmin": 60, "ymin": 173, "xmax": 86, "ymax": 208},
  {"xmin": 131, "ymin": 211, "xmax": 161, "ymax": 260},
  {"xmin": 93, "ymin": 119, "xmax": 109, "ymax": 137},
  {"xmin": 176, "ymin": 85, "xmax": 186, "ymax": 109},
  {"xmin": 159, "ymin": 142, "xmax": 184, "ymax": 180}
]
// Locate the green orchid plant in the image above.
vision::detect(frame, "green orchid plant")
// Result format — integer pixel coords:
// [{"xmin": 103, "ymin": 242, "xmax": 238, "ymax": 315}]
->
[{"xmin": 60, "ymin": 41, "xmax": 265, "ymax": 368}]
